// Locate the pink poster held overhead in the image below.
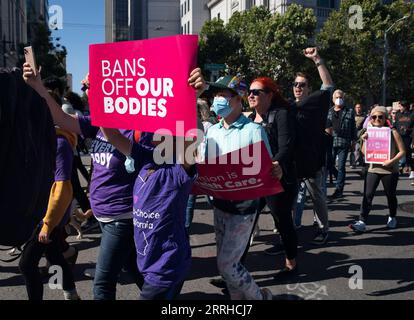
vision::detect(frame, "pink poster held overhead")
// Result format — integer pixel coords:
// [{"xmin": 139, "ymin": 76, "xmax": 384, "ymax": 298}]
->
[
  {"xmin": 192, "ymin": 142, "xmax": 284, "ymax": 201},
  {"xmin": 89, "ymin": 35, "xmax": 198, "ymax": 136},
  {"xmin": 365, "ymin": 127, "xmax": 391, "ymax": 164}
]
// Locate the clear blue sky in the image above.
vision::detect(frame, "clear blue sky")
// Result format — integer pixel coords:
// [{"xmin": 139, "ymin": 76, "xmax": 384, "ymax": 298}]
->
[{"xmin": 50, "ymin": 0, "xmax": 105, "ymax": 94}]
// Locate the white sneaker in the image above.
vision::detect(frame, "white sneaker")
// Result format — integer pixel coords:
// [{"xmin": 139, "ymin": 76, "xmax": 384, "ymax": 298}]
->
[
  {"xmin": 409, "ymin": 172, "xmax": 414, "ymax": 179},
  {"xmin": 387, "ymin": 217, "xmax": 397, "ymax": 229},
  {"xmin": 349, "ymin": 220, "xmax": 366, "ymax": 232},
  {"xmin": 83, "ymin": 268, "xmax": 96, "ymax": 279},
  {"xmin": 249, "ymin": 223, "xmax": 260, "ymax": 245}
]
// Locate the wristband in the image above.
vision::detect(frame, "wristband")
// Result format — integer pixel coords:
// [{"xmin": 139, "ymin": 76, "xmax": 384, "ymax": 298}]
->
[
  {"xmin": 315, "ymin": 59, "xmax": 324, "ymax": 67},
  {"xmin": 124, "ymin": 156, "xmax": 135, "ymax": 173}
]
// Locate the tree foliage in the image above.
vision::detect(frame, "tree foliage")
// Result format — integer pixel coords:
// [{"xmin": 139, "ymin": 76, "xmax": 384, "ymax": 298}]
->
[
  {"xmin": 199, "ymin": 5, "xmax": 317, "ymax": 98},
  {"xmin": 317, "ymin": 0, "xmax": 414, "ymax": 105},
  {"xmin": 18, "ymin": 22, "xmax": 67, "ymax": 88},
  {"xmin": 199, "ymin": 1, "xmax": 414, "ymax": 104}
]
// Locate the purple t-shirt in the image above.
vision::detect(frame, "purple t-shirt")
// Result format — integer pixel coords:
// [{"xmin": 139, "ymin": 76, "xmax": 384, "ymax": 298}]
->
[
  {"xmin": 131, "ymin": 144, "xmax": 196, "ymax": 287},
  {"xmin": 55, "ymin": 135, "xmax": 73, "ymax": 227},
  {"xmin": 78, "ymin": 116, "xmax": 137, "ymax": 219}
]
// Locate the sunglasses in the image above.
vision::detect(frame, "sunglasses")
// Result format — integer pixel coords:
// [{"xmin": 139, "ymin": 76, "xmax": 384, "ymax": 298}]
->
[
  {"xmin": 293, "ymin": 82, "xmax": 307, "ymax": 88},
  {"xmin": 371, "ymin": 115, "xmax": 384, "ymax": 120},
  {"xmin": 248, "ymin": 89, "xmax": 267, "ymax": 96}
]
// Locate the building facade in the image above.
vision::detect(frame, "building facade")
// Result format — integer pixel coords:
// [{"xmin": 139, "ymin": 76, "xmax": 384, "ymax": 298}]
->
[
  {"xmin": 0, "ymin": 0, "xmax": 28, "ymax": 67},
  {"xmin": 180, "ymin": 0, "xmax": 210, "ymax": 35},
  {"xmin": 207, "ymin": 0, "xmax": 338, "ymax": 30},
  {"xmin": 106, "ymin": 0, "xmax": 180, "ymax": 42}
]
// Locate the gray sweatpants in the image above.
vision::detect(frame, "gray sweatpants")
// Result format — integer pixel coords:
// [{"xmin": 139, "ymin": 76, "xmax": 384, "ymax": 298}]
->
[{"xmin": 304, "ymin": 167, "xmax": 329, "ymax": 232}]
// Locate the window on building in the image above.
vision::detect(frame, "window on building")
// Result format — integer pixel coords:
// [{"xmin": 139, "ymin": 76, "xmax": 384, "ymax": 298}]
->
[
  {"xmin": 317, "ymin": 0, "xmax": 335, "ymax": 8},
  {"xmin": 188, "ymin": 21, "xmax": 190, "ymax": 34},
  {"xmin": 115, "ymin": 0, "xmax": 129, "ymax": 41},
  {"xmin": 263, "ymin": 0, "xmax": 269, "ymax": 8},
  {"xmin": 188, "ymin": 0, "xmax": 190, "ymax": 12},
  {"xmin": 217, "ymin": 13, "xmax": 221, "ymax": 20},
  {"xmin": 181, "ymin": 4, "xmax": 183, "ymax": 17},
  {"xmin": 184, "ymin": 1, "xmax": 186, "ymax": 14}
]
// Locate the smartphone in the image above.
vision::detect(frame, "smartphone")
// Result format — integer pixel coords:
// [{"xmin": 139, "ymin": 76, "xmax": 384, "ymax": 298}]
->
[{"xmin": 24, "ymin": 46, "xmax": 37, "ymax": 76}]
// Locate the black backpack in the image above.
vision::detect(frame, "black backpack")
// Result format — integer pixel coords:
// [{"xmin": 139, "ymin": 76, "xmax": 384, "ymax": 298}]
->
[{"xmin": 0, "ymin": 68, "xmax": 56, "ymax": 249}]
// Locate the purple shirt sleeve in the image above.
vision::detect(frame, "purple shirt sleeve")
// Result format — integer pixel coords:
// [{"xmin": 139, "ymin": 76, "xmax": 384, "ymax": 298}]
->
[{"xmin": 55, "ymin": 136, "xmax": 73, "ymax": 181}]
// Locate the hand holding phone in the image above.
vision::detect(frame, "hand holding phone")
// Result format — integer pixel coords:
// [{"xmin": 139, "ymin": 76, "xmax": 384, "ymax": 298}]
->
[{"xmin": 24, "ymin": 46, "xmax": 37, "ymax": 76}]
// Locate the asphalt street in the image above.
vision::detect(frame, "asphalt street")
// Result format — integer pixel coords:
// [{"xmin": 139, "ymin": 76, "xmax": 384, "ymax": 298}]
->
[{"xmin": 1, "ymin": 166, "xmax": 414, "ymax": 300}]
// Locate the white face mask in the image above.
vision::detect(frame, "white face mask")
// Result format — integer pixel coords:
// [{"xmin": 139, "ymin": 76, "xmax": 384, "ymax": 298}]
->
[{"xmin": 335, "ymin": 98, "xmax": 344, "ymax": 106}]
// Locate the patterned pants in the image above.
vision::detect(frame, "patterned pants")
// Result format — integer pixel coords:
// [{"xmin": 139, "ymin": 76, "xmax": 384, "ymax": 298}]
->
[{"xmin": 214, "ymin": 208, "xmax": 262, "ymax": 300}]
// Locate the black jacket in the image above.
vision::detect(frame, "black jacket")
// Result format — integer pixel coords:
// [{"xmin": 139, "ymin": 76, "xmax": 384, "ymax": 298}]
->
[
  {"xmin": 0, "ymin": 68, "xmax": 56, "ymax": 246},
  {"xmin": 249, "ymin": 105, "xmax": 297, "ymax": 185},
  {"xmin": 294, "ymin": 90, "xmax": 331, "ymax": 179}
]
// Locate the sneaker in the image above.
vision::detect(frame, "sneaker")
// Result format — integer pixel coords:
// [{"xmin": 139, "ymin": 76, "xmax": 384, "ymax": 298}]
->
[
  {"xmin": 409, "ymin": 172, "xmax": 414, "ymax": 179},
  {"xmin": 249, "ymin": 223, "xmax": 260, "ymax": 245},
  {"xmin": 83, "ymin": 268, "xmax": 96, "ymax": 279},
  {"xmin": 349, "ymin": 220, "xmax": 366, "ymax": 233},
  {"xmin": 310, "ymin": 231, "xmax": 329, "ymax": 245},
  {"xmin": 264, "ymin": 243, "xmax": 285, "ymax": 255},
  {"xmin": 260, "ymin": 288, "xmax": 273, "ymax": 300},
  {"xmin": 411, "ymin": 182, "xmax": 414, "ymax": 186},
  {"xmin": 386, "ymin": 217, "xmax": 397, "ymax": 229},
  {"xmin": 272, "ymin": 228, "xmax": 278, "ymax": 234},
  {"xmin": 329, "ymin": 189, "xmax": 343, "ymax": 200},
  {"xmin": 209, "ymin": 278, "xmax": 227, "ymax": 289}
]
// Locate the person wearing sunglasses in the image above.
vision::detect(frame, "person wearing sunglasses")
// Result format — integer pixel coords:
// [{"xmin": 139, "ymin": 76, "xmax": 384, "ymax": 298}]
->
[
  {"xmin": 203, "ymin": 75, "xmax": 278, "ymax": 300},
  {"xmin": 247, "ymin": 77, "xmax": 298, "ymax": 276},
  {"xmin": 350, "ymin": 106, "xmax": 405, "ymax": 232},
  {"xmin": 291, "ymin": 47, "xmax": 334, "ymax": 246}
]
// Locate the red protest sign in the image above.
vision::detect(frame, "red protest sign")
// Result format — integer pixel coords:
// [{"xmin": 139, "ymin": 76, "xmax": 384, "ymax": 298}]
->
[
  {"xmin": 89, "ymin": 35, "xmax": 198, "ymax": 136},
  {"xmin": 192, "ymin": 142, "xmax": 284, "ymax": 201},
  {"xmin": 365, "ymin": 127, "xmax": 391, "ymax": 164}
]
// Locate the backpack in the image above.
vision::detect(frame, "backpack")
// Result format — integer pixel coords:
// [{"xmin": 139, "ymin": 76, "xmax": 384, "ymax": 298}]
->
[{"xmin": 0, "ymin": 68, "xmax": 56, "ymax": 248}]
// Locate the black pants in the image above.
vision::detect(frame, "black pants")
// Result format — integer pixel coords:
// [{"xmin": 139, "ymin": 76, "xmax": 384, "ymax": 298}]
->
[
  {"xmin": 359, "ymin": 172, "xmax": 399, "ymax": 222},
  {"xmin": 265, "ymin": 182, "xmax": 298, "ymax": 260},
  {"xmin": 19, "ymin": 226, "xmax": 76, "ymax": 300},
  {"xmin": 402, "ymin": 136, "xmax": 414, "ymax": 171},
  {"xmin": 71, "ymin": 162, "xmax": 91, "ymax": 212}
]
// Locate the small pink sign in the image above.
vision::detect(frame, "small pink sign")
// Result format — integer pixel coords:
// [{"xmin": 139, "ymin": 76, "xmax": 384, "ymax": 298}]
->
[
  {"xmin": 88, "ymin": 35, "xmax": 198, "ymax": 136},
  {"xmin": 365, "ymin": 127, "xmax": 391, "ymax": 164},
  {"xmin": 192, "ymin": 142, "xmax": 284, "ymax": 201}
]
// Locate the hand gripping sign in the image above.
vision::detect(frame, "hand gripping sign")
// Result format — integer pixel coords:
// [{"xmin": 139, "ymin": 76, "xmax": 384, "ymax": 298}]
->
[
  {"xmin": 192, "ymin": 142, "xmax": 284, "ymax": 201},
  {"xmin": 89, "ymin": 35, "xmax": 198, "ymax": 136},
  {"xmin": 365, "ymin": 127, "xmax": 391, "ymax": 164}
]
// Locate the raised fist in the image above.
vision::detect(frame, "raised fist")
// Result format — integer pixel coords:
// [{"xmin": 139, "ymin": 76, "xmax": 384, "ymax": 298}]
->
[{"xmin": 303, "ymin": 47, "xmax": 319, "ymax": 60}]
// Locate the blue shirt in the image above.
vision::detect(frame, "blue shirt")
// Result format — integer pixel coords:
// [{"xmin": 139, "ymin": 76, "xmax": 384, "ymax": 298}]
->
[{"xmin": 205, "ymin": 114, "xmax": 272, "ymax": 158}]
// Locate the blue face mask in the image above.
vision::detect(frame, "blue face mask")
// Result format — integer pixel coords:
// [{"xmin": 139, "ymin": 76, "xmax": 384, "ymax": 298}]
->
[{"xmin": 213, "ymin": 96, "xmax": 233, "ymax": 118}]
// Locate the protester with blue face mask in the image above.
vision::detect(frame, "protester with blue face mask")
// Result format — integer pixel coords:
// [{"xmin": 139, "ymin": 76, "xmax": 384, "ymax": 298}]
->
[
  {"xmin": 326, "ymin": 89, "xmax": 357, "ymax": 200},
  {"xmin": 203, "ymin": 75, "xmax": 281, "ymax": 300}
]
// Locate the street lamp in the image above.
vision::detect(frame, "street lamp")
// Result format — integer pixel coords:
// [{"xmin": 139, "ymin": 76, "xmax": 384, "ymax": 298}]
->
[{"xmin": 382, "ymin": 15, "xmax": 409, "ymax": 106}]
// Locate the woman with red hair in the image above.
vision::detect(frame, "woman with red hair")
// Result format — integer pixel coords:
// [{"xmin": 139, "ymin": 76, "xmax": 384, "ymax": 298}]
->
[{"xmin": 248, "ymin": 77, "xmax": 298, "ymax": 276}]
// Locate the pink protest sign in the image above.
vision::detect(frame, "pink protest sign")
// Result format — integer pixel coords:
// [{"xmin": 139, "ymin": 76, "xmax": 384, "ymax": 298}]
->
[
  {"xmin": 365, "ymin": 127, "xmax": 391, "ymax": 164},
  {"xmin": 89, "ymin": 35, "xmax": 198, "ymax": 136},
  {"xmin": 192, "ymin": 142, "xmax": 284, "ymax": 201}
]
